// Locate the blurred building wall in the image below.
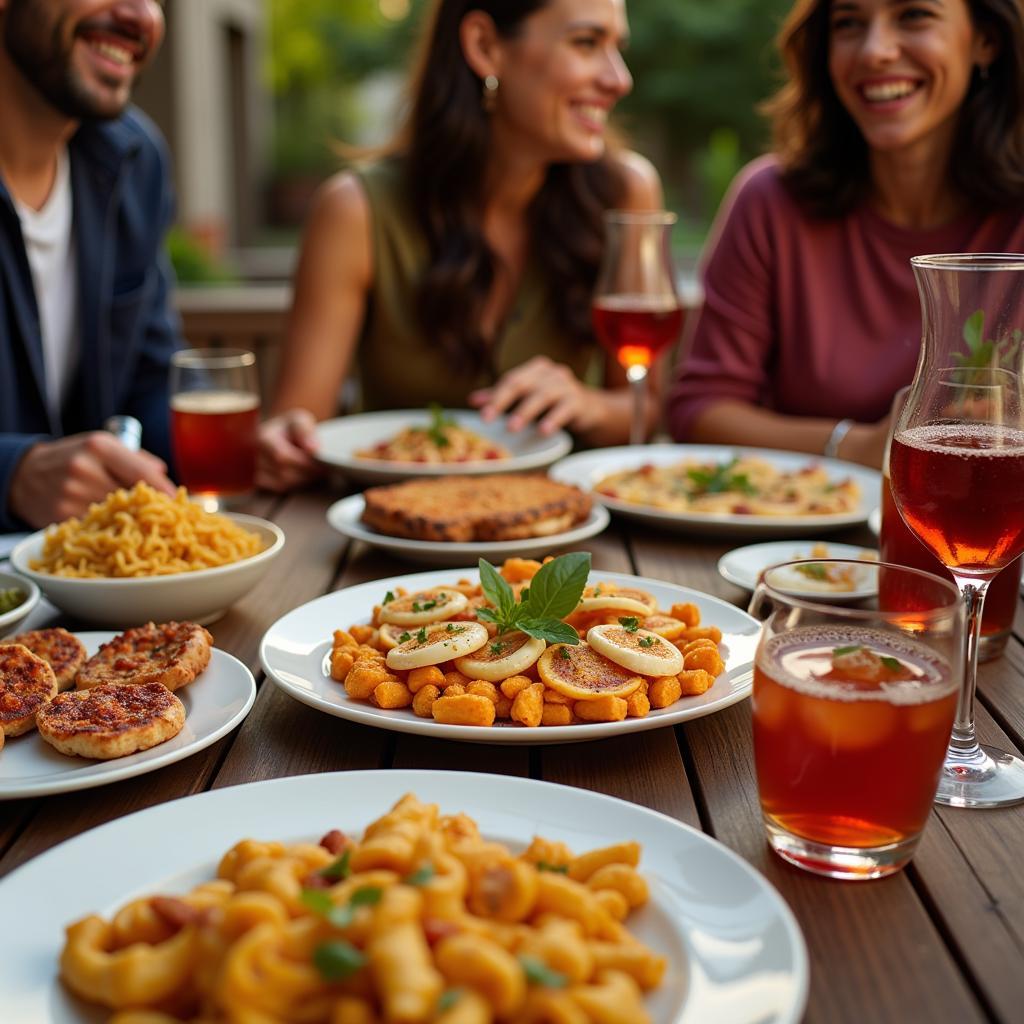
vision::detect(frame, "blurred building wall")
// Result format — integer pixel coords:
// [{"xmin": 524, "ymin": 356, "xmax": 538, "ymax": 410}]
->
[{"xmin": 133, "ymin": 0, "xmax": 268, "ymax": 253}]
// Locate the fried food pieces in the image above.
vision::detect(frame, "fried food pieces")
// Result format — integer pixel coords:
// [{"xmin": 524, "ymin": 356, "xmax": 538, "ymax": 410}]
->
[
  {"xmin": 37, "ymin": 682, "xmax": 186, "ymax": 759},
  {"xmin": 76, "ymin": 621, "xmax": 213, "ymax": 692},
  {"xmin": 8, "ymin": 627, "xmax": 87, "ymax": 691},
  {"xmin": 361, "ymin": 474, "xmax": 592, "ymax": 542},
  {"xmin": 0, "ymin": 643, "xmax": 58, "ymax": 736}
]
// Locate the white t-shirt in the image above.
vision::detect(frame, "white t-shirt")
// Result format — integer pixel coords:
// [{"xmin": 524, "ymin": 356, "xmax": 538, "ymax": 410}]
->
[{"xmin": 13, "ymin": 148, "xmax": 80, "ymax": 428}]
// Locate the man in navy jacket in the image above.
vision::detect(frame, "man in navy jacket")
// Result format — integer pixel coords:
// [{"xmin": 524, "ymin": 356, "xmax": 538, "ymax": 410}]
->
[{"xmin": 0, "ymin": 0, "xmax": 179, "ymax": 530}]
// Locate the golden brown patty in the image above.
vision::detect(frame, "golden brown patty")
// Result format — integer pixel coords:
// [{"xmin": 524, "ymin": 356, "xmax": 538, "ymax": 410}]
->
[
  {"xmin": 0, "ymin": 643, "xmax": 58, "ymax": 736},
  {"xmin": 36, "ymin": 682, "xmax": 186, "ymax": 759},
  {"xmin": 8, "ymin": 628, "xmax": 87, "ymax": 691},
  {"xmin": 361, "ymin": 474, "xmax": 592, "ymax": 542},
  {"xmin": 76, "ymin": 622, "xmax": 213, "ymax": 692}
]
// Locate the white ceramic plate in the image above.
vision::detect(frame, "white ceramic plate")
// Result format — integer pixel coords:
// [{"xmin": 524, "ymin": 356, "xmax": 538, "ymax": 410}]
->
[
  {"xmin": 0, "ymin": 770, "xmax": 808, "ymax": 1024},
  {"xmin": 10, "ymin": 514, "xmax": 284, "ymax": 627},
  {"xmin": 718, "ymin": 541, "xmax": 879, "ymax": 602},
  {"xmin": 0, "ymin": 632, "xmax": 255, "ymax": 799},
  {"xmin": 0, "ymin": 568, "xmax": 40, "ymax": 637},
  {"xmin": 550, "ymin": 444, "xmax": 882, "ymax": 538},
  {"xmin": 314, "ymin": 409, "xmax": 573, "ymax": 484},
  {"xmin": 260, "ymin": 568, "xmax": 760, "ymax": 745},
  {"xmin": 326, "ymin": 494, "xmax": 611, "ymax": 566}
]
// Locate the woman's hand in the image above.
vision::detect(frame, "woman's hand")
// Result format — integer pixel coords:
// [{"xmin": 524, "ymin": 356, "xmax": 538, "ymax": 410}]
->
[
  {"xmin": 469, "ymin": 356, "xmax": 597, "ymax": 436},
  {"xmin": 256, "ymin": 409, "xmax": 323, "ymax": 492}
]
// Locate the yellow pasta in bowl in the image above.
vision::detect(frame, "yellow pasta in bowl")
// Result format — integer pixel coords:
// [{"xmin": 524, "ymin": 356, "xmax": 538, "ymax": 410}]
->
[
  {"xmin": 60, "ymin": 793, "xmax": 666, "ymax": 1023},
  {"xmin": 10, "ymin": 484, "xmax": 284, "ymax": 626}
]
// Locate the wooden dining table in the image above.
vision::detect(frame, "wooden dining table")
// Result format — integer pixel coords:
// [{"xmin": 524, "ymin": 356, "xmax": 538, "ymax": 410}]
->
[{"xmin": 2, "ymin": 484, "xmax": 1023, "ymax": 1024}]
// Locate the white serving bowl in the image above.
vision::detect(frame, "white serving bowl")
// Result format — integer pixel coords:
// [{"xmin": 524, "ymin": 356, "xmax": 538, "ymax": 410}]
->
[
  {"xmin": 0, "ymin": 569, "xmax": 41, "ymax": 637},
  {"xmin": 10, "ymin": 514, "xmax": 284, "ymax": 627}
]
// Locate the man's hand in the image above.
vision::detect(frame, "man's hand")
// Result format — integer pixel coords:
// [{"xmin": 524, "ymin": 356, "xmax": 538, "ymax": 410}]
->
[
  {"xmin": 8, "ymin": 433, "xmax": 176, "ymax": 528},
  {"xmin": 256, "ymin": 409, "xmax": 323, "ymax": 493}
]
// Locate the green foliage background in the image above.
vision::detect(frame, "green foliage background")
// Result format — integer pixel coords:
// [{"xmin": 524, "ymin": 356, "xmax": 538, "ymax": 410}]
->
[{"xmin": 265, "ymin": 0, "xmax": 793, "ymax": 234}]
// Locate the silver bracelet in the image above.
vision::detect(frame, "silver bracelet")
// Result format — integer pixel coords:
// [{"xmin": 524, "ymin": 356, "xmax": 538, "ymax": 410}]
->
[{"xmin": 824, "ymin": 418, "xmax": 854, "ymax": 459}]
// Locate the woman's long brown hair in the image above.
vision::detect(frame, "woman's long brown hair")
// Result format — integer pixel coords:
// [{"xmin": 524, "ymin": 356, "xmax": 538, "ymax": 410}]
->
[
  {"xmin": 764, "ymin": 0, "xmax": 1024, "ymax": 217},
  {"xmin": 386, "ymin": 0, "xmax": 626, "ymax": 376}
]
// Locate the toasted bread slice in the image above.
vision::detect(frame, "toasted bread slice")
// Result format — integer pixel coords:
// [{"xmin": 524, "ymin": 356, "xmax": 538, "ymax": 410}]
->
[
  {"xmin": 76, "ymin": 622, "xmax": 212, "ymax": 692},
  {"xmin": 361, "ymin": 474, "xmax": 592, "ymax": 542},
  {"xmin": 8, "ymin": 628, "xmax": 87, "ymax": 691},
  {"xmin": 0, "ymin": 643, "xmax": 59, "ymax": 736},
  {"xmin": 37, "ymin": 682, "xmax": 186, "ymax": 759}
]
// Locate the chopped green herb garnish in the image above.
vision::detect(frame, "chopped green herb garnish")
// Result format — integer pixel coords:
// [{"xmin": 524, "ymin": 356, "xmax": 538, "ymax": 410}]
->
[
  {"xmin": 833, "ymin": 645, "xmax": 863, "ymax": 656},
  {"xmin": 536, "ymin": 861, "xmax": 569, "ymax": 874},
  {"xmin": 405, "ymin": 864, "xmax": 436, "ymax": 886},
  {"xmin": 412, "ymin": 601, "xmax": 422, "ymax": 612},
  {"xmin": 301, "ymin": 889, "xmax": 335, "ymax": 915},
  {"xmin": 350, "ymin": 886, "xmax": 383, "ymax": 908},
  {"xmin": 319, "ymin": 849, "xmax": 351, "ymax": 881},
  {"xmin": 880, "ymin": 656, "xmax": 902, "ymax": 671},
  {"xmin": 313, "ymin": 940, "xmax": 366, "ymax": 981},
  {"xmin": 618, "ymin": 616, "xmax": 640, "ymax": 632},
  {"xmin": 638, "ymin": 636, "xmax": 655, "ymax": 648},
  {"xmin": 686, "ymin": 458, "xmax": 756, "ymax": 496},
  {"xmin": 417, "ymin": 627, "xmax": 428, "ymax": 644},
  {"xmin": 593, "ymin": 585, "xmax": 603, "ymax": 597},
  {"xmin": 445, "ymin": 623, "xmax": 466, "ymax": 635},
  {"xmin": 383, "ymin": 591, "xmax": 395, "ymax": 605},
  {"xmin": 558, "ymin": 646, "xmax": 571, "ymax": 660},
  {"xmin": 427, "ymin": 402, "xmax": 456, "ymax": 447},
  {"xmin": 400, "ymin": 631, "xmax": 412, "ymax": 643},
  {"xmin": 519, "ymin": 955, "xmax": 568, "ymax": 988},
  {"xmin": 490, "ymin": 641, "xmax": 504, "ymax": 654},
  {"xmin": 476, "ymin": 553, "xmax": 589, "ymax": 647},
  {"xmin": 438, "ymin": 989, "xmax": 462, "ymax": 1012},
  {"xmin": 794, "ymin": 563, "xmax": 829, "ymax": 581}
]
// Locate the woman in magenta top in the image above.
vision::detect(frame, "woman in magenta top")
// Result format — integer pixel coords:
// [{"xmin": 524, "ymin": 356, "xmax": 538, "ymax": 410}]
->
[{"xmin": 668, "ymin": 0, "xmax": 1024, "ymax": 468}]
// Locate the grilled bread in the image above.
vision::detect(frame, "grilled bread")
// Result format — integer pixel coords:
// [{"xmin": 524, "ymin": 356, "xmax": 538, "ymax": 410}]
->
[
  {"xmin": 8, "ymin": 628, "xmax": 87, "ymax": 691},
  {"xmin": 37, "ymin": 682, "xmax": 186, "ymax": 759},
  {"xmin": 0, "ymin": 643, "xmax": 59, "ymax": 736},
  {"xmin": 361, "ymin": 474, "xmax": 592, "ymax": 542},
  {"xmin": 76, "ymin": 622, "xmax": 213, "ymax": 692}
]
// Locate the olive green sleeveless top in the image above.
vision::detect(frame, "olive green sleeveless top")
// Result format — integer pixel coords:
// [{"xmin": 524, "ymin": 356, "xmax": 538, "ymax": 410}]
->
[{"xmin": 353, "ymin": 159, "xmax": 594, "ymax": 411}]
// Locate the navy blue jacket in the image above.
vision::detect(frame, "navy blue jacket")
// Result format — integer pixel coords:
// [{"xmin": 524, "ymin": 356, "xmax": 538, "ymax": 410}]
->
[{"xmin": 0, "ymin": 107, "xmax": 181, "ymax": 530}]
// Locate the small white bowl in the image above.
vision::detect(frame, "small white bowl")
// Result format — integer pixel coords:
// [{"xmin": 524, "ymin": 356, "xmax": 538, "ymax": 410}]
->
[
  {"xmin": 0, "ymin": 569, "xmax": 41, "ymax": 637},
  {"xmin": 10, "ymin": 514, "xmax": 284, "ymax": 627}
]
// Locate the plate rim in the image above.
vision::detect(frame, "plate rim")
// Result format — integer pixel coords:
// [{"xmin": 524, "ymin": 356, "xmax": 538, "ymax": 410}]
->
[
  {"xmin": 313, "ymin": 408, "xmax": 572, "ymax": 476},
  {"xmin": 550, "ymin": 443, "xmax": 882, "ymax": 531},
  {"xmin": 717, "ymin": 540, "xmax": 880, "ymax": 596},
  {"xmin": 259, "ymin": 567, "xmax": 760, "ymax": 745},
  {"xmin": 326, "ymin": 493, "xmax": 611, "ymax": 556},
  {"xmin": 0, "ymin": 768, "xmax": 810, "ymax": 1024},
  {"xmin": 0, "ymin": 631, "xmax": 256, "ymax": 799}
]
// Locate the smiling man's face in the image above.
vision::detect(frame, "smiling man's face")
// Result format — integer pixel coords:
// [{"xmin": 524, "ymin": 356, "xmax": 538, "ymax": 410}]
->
[{"xmin": 1, "ymin": 0, "xmax": 165, "ymax": 120}]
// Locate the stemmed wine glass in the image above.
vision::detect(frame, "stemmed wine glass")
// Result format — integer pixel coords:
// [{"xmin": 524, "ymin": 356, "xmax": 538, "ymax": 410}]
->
[
  {"xmin": 593, "ymin": 211, "xmax": 683, "ymax": 444},
  {"xmin": 889, "ymin": 253, "xmax": 1024, "ymax": 808}
]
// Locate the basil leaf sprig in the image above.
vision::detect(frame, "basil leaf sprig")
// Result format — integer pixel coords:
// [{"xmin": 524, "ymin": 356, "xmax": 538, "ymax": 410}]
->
[
  {"xmin": 426, "ymin": 402, "xmax": 456, "ymax": 448},
  {"xmin": 686, "ymin": 458, "xmax": 756, "ymax": 496},
  {"xmin": 476, "ymin": 553, "xmax": 590, "ymax": 646}
]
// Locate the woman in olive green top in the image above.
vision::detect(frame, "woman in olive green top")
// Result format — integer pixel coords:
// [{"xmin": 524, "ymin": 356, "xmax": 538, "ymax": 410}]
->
[{"xmin": 258, "ymin": 0, "xmax": 664, "ymax": 492}]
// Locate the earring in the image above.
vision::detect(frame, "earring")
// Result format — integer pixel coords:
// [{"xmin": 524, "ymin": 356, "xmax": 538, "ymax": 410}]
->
[{"xmin": 482, "ymin": 74, "xmax": 499, "ymax": 113}]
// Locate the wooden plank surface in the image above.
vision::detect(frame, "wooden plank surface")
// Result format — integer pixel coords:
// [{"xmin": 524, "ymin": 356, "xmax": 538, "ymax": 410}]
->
[{"xmin": 4, "ymin": 490, "xmax": 1024, "ymax": 1024}]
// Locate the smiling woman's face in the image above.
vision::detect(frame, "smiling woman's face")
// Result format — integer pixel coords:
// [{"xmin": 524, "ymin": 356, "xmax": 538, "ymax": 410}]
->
[
  {"xmin": 486, "ymin": 0, "xmax": 633, "ymax": 164},
  {"xmin": 1, "ymin": 0, "xmax": 165, "ymax": 119},
  {"xmin": 827, "ymin": 0, "xmax": 993, "ymax": 159}
]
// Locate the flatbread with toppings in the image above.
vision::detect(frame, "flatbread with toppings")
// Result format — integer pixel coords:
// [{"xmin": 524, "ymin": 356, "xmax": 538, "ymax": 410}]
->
[
  {"xmin": 76, "ymin": 622, "xmax": 213, "ymax": 692},
  {"xmin": 37, "ymin": 682, "xmax": 186, "ymax": 759},
  {"xmin": 8, "ymin": 628, "xmax": 87, "ymax": 692},
  {"xmin": 0, "ymin": 643, "xmax": 58, "ymax": 736}
]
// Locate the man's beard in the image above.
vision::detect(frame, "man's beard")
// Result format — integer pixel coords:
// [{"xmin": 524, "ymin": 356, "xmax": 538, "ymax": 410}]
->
[{"xmin": 3, "ymin": 2, "xmax": 134, "ymax": 121}]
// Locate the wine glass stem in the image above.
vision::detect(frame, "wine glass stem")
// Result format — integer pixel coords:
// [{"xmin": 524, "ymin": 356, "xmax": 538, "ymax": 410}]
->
[
  {"xmin": 949, "ymin": 577, "xmax": 990, "ymax": 758},
  {"xmin": 626, "ymin": 365, "xmax": 648, "ymax": 444}
]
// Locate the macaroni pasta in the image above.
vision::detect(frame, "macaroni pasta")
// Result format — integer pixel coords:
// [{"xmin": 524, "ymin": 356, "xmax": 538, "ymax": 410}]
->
[{"xmin": 60, "ymin": 793, "xmax": 667, "ymax": 1023}]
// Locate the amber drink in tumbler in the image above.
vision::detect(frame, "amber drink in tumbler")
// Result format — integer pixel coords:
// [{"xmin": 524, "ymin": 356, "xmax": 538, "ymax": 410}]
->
[{"xmin": 751, "ymin": 560, "xmax": 962, "ymax": 880}]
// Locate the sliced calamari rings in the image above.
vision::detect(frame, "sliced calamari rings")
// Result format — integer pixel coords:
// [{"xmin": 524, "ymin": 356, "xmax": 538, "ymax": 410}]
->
[
  {"xmin": 379, "ymin": 589, "xmax": 469, "ymax": 627},
  {"xmin": 455, "ymin": 631, "xmax": 546, "ymax": 682},
  {"xmin": 587, "ymin": 624, "xmax": 683, "ymax": 677},
  {"xmin": 537, "ymin": 642, "xmax": 643, "ymax": 701},
  {"xmin": 575, "ymin": 584, "xmax": 657, "ymax": 616},
  {"xmin": 386, "ymin": 621, "xmax": 488, "ymax": 670}
]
